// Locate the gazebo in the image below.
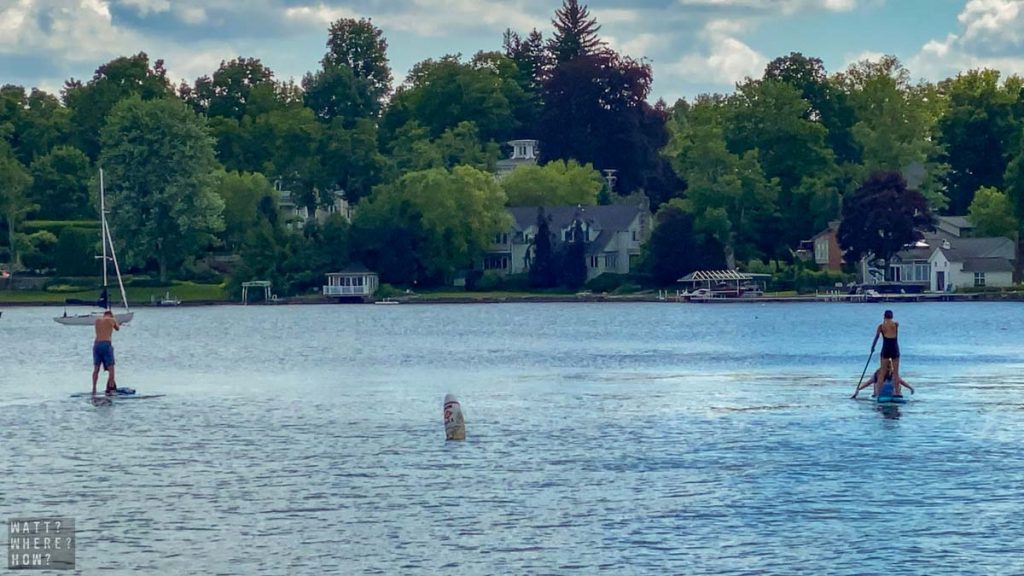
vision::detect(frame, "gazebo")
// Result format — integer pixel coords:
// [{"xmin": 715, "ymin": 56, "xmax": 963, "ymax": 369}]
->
[{"xmin": 323, "ymin": 264, "xmax": 379, "ymax": 301}]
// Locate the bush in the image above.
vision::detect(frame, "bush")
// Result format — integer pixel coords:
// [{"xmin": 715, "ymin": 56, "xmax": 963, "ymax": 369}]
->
[
  {"xmin": 126, "ymin": 276, "xmax": 170, "ymax": 288},
  {"xmin": 611, "ymin": 283, "xmax": 641, "ymax": 295},
  {"xmin": 22, "ymin": 220, "xmax": 100, "ymax": 234},
  {"xmin": 377, "ymin": 283, "xmax": 402, "ymax": 298},
  {"xmin": 585, "ymin": 273, "xmax": 630, "ymax": 293},
  {"xmin": 475, "ymin": 271, "xmax": 505, "ymax": 291},
  {"xmin": 44, "ymin": 276, "xmax": 98, "ymax": 290},
  {"xmin": 55, "ymin": 228, "xmax": 99, "ymax": 276}
]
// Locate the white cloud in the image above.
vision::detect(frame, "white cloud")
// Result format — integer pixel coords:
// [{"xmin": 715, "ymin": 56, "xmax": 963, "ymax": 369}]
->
[
  {"xmin": 842, "ymin": 49, "xmax": 886, "ymax": 69},
  {"xmin": 285, "ymin": 1, "xmax": 547, "ymax": 38},
  {"xmin": 117, "ymin": 0, "xmax": 171, "ymax": 16},
  {"xmin": 176, "ymin": 5, "xmax": 208, "ymax": 25},
  {"xmin": 620, "ymin": 33, "xmax": 671, "ymax": 59},
  {"xmin": 957, "ymin": 0, "xmax": 1023, "ymax": 46},
  {"xmin": 910, "ymin": 0, "xmax": 1024, "ymax": 81},
  {"xmin": 0, "ymin": 0, "xmax": 139, "ymax": 63},
  {"xmin": 283, "ymin": 3, "xmax": 360, "ymax": 26},
  {"xmin": 668, "ymin": 32, "xmax": 766, "ymax": 85},
  {"xmin": 590, "ymin": 8, "xmax": 640, "ymax": 25},
  {"xmin": 676, "ymin": 0, "xmax": 859, "ymax": 14}
]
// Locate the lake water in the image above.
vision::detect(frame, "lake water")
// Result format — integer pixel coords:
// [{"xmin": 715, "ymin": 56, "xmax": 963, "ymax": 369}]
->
[{"xmin": 1, "ymin": 301, "xmax": 1023, "ymax": 575}]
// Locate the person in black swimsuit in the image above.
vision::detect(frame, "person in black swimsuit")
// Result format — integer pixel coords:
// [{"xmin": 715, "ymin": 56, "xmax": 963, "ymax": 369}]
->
[{"xmin": 872, "ymin": 310, "xmax": 902, "ymax": 395}]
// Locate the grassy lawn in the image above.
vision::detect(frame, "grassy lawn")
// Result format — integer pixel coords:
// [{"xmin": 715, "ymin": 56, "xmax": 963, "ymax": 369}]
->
[{"xmin": 0, "ymin": 281, "xmax": 229, "ymax": 304}]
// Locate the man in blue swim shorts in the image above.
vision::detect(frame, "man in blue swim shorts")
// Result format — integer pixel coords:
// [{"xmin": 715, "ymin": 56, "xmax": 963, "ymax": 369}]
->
[{"xmin": 92, "ymin": 310, "xmax": 120, "ymax": 395}]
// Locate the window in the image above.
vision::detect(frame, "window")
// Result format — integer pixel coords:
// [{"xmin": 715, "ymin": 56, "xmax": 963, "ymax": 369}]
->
[
  {"xmin": 815, "ymin": 240, "xmax": 828, "ymax": 263},
  {"xmin": 590, "ymin": 256, "xmax": 599, "ymax": 268},
  {"xmin": 605, "ymin": 254, "xmax": 617, "ymax": 269},
  {"xmin": 632, "ymin": 230, "xmax": 638, "ymax": 242},
  {"xmin": 974, "ymin": 272, "xmax": 985, "ymax": 287}
]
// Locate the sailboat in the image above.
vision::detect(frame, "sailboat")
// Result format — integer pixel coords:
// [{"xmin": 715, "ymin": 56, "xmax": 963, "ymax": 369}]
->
[{"xmin": 54, "ymin": 169, "xmax": 134, "ymax": 326}]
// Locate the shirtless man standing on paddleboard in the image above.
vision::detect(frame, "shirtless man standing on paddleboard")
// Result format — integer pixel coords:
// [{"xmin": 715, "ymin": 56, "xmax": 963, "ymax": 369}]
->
[{"xmin": 92, "ymin": 310, "xmax": 120, "ymax": 396}]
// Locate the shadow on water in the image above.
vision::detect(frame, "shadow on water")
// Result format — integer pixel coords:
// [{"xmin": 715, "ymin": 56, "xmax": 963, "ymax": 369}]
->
[{"xmin": 876, "ymin": 404, "xmax": 902, "ymax": 419}]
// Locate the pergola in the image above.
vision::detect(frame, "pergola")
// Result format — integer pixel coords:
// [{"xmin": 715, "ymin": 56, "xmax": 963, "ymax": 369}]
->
[
  {"xmin": 677, "ymin": 270, "xmax": 771, "ymax": 294},
  {"xmin": 241, "ymin": 280, "xmax": 272, "ymax": 304}
]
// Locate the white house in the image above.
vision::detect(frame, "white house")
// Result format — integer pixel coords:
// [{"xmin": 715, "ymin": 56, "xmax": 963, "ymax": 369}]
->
[
  {"xmin": 483, "ymin": 200, "xmax": 651, "ymax": 281},
  {"xmin": 884, "ymin": 216, "xmax": 1016, "ymax": 291},
  {"xmin": 277, "ymin": 181, "xmax": 353, "ymax": 228},
  {"xmin": 495, "ymin": 139, "xmax": 539, "ymax": 178},
  {"xmin": 928, "ymin": 237, "xmax": 1015, "ymax": 291}
]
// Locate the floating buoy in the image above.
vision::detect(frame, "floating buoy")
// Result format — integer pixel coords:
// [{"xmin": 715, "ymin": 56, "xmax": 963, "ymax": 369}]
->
[{"xmin": 443, "ymin": 394, "xmax": 465, "ymax": 441}]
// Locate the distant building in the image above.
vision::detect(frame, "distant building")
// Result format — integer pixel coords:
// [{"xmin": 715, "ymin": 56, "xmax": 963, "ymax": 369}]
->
[
  {"xmin": 881, "ymin": 216, "xmax": 1015, "ymax": 290},
  {"xmin": 495, "ymin": 139, "xmax": 539, "ymax": 178},
  {"xmin": 323, "ymin": 263, "xmax": 379, "ymax": 300},
  {"xmin": 483, "ymin": 200, "xmax": 651, "ymax": 281},
  {"xmin": 276, "ymin": 180, "xmax": 353, "ymax": 228},
  {"xmin": 796, "ymin": 221, "xmax": 842, "ymax": 272}
]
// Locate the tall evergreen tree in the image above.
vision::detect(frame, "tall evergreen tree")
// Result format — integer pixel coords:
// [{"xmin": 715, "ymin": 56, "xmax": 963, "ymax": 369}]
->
[
  {"xmin": 559, "ymin": 217, "xmax": 588, "ymax": 289},
  {"xmin": 548, "ymin": 0, "xmax": 604, "ymax": 64},
  {"xmin": 529, "ymin": 207, "xmax": 557, "ymax": 288}
]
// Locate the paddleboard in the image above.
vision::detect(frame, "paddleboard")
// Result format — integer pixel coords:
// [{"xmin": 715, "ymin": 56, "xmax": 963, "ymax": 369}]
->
[
  {"xmin": 876, "ymin": 395, "xmax": 907, "ymax": 404},
  {"xmin": 71, "ymin": 388, "xmax": 164, "ymax": 400}
]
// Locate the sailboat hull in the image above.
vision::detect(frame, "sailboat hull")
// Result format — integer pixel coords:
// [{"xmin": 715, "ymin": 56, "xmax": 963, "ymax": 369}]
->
[{"xmin": 54, "ymin": 311, "xmax": 134, "ymax": 326}]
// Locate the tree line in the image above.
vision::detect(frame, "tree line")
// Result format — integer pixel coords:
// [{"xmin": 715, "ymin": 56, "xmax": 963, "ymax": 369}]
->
[{"xmin": 1, "ymin": 0, "xmax": 1023, "ymax": 294}]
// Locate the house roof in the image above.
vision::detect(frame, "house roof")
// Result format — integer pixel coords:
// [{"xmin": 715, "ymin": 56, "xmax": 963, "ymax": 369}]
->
[
  {"xmin": 508, "ymin": 205, "xmax": 641, "ymax": 234},
  {"xmin": 962, "ymin": 257, "xmax": 1014, "ymax": 273},
  {"xmin": 810, "ymin": 220, "xmax": 839, "ymax": 241},
  {"xmin": 328, "ymin": 262, "xmax": 375, "ymax": 275},
  {"xmin": 938, "ymin": 215, "xmax": 973, "ymax": 230},
  {"xmin": 936, "ymin": 236, "xmax": 1015, "ymax": 261}
]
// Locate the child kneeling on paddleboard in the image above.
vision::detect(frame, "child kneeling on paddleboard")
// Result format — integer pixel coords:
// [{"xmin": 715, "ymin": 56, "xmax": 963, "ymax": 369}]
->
[{"xmin": 851, "ymin": 360, "xmax": 914, "ymax": 399}]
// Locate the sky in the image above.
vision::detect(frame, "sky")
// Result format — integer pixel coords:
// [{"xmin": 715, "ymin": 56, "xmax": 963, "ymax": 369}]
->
[{"xmin": 1, "ymin": 0, "xmax": 1023, "ymax": 104}]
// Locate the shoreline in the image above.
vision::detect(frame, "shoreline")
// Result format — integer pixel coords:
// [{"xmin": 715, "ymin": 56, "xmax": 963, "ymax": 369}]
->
[{"xmin": 2, "ymin": 291, "xmax": 1021, "ymax": 307}]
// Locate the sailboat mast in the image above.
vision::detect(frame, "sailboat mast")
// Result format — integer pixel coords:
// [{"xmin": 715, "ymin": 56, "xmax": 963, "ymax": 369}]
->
[
  {"xmin": 100, "ymin": 168, "xmax": 109, "ymax": 291},
  {"xmin": 99, "ymin": 169, "xmax": 131, "ymax": 313}
]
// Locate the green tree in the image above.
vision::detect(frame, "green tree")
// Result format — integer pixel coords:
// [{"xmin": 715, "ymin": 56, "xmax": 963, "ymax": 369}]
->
[
  {"xmin": 186, "ymin": 57, "xmax": 275, "ymax": 120},
  {"xmin": 28, "ymin": 146, "xmax": 93, "ymax": 220},
  {"xmin": 643, "ymin": 199, "xmax": 727, "ymax": 285},
  {"xmin": 0, "ymin": 144, "xmax": 34, "ymax": 267},
  {"xmin": 54, "ymin": 227, "xmax": 98, "ymax": 276},
  {"xmin": 725, "ymin": 79, "xmax": 836, "ymax": 255},
  {"xmin": 63, "ymin": 53, "xmax": 173, "ymax": 159},
  {"xmin": 388, "ymin": 120, "xmax": 500, "ymax": 176},
  {"xmin": 502, "ymin": 159, "xmax": 604, "ymax": 206},
  {"xmin": 935, "ymin": 69, "xmax": 1020, "ymax": 215},
  {"xmin": 1003, "ymin": 141, "xmax": 1024, "ymax": 282},
  {"xmin": 215, "ymin": 170, "xmax": 277, "ymax": 251},
  {"xmin": 968, "ymin": 186, "xmax": 1018, "ymax": 239},
  {"xmin": 303, "ymin": 17, "xmax": 392, "ymax": 123},
  {"xmin": 764, "ymin": 52, "xmax": 859, "ymax": 165},
  {"xmin": 837, "ymin": 171, "xmax": 934, "ymax": 272},
  {"xmin": 319, "ymin": 117, "xmax": 388, "ymax": 204},
  {"xmin": 666, "ymin": 96, "xmax": 778, "ymax": 263},
  {"xmin": 835, "ymin": 56, "xmax": 948, "ymax": 210},
  {"xmin": 100, "ymin": 97, "xmax": 224, "ymax": 282},
  {"xmin": 382, "ymin": 53, "xmax": 527, "ymax": 146},
  {"xmin": 352, "ymin": 166, "xmax": 509, "ymax": 285},
  {"xmin": 0, "ymin": 86, "xmax": 71, "ymax": 164}
]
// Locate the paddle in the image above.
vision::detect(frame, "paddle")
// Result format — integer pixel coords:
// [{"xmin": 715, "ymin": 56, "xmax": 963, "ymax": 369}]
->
[{"xmin": 850, "ymin": 341, "xmax": 877, "ymax": 399}]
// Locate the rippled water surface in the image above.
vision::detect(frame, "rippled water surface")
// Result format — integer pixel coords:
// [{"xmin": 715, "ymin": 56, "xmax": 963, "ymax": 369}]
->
[{"xmin": 2, "ymin": 301, "xmax": 1023, "ymax": 575}]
